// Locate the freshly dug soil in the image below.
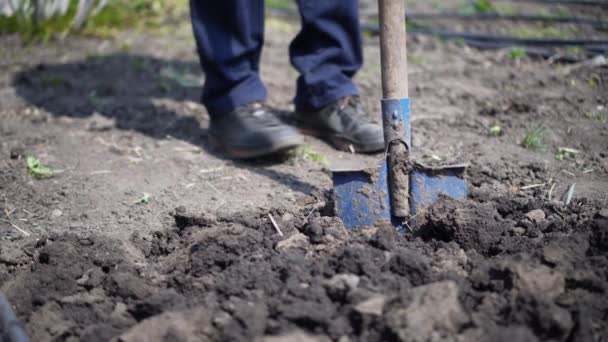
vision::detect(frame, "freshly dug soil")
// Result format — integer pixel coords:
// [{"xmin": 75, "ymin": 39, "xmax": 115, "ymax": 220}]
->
[{"xmin": 1, "ymin": 193, "xmax": 607, "ymax": 341}]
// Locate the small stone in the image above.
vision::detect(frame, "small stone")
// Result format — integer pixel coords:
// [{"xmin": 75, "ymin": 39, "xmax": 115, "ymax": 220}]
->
[
  {"xmin": 354, "ymin": 295, "xmax": 386, "ymax": 316},
  {"xmin": 275, "ymin": 233, "xmax": 309, "ymax": 252},
  {"xmin": 512, "ymin": 227, "xmax": 526, "ymax": 236},
  {"xmin": 50, "ymin": 209, "xmax": 63, "ymax": 219},
  {"xmin": 525, "ymin": 209, "xmax": 546, "ymax": 223},
  {"xmin": 9, "ymin": 146, "xmax": 25, "ymax": 159},
  {"xmin": 597, "ymin": 209, "xmax": 608, "ymax": 219}
]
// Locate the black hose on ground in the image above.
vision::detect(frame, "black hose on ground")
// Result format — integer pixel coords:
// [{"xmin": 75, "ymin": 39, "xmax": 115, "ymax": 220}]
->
[
  {"xmin": 406, "ymin": 13, "xmax": 608, "ymax": 30},
  {"xmin": 0, "ymin": 292, "xmax": 28, "ymax": 342},
  {"xmin": 360, "ymin": 23, "xmax": 608, "ymax": 46},
  {"xmin": 268, "ymin": 7, "xmax": 608, "ymax": 61},
  {"xmin": 501, "ymin": 0, "xmax": 608, "ymax": 8}
]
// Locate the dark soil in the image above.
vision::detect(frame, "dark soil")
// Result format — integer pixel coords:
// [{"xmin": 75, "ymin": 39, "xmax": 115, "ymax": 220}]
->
[
  {"xmin": 1, "ymin": 0, "xmax": 608, "ymax": 341},
  {"xmin": 1, "ymin": 195, "xmax": 607, "ymax": 341}
]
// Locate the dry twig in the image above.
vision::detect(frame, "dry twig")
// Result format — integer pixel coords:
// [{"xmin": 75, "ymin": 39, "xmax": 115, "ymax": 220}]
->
[{"xmin": 268, "ymin": 213, "xmax": 283, "ymax": 237}]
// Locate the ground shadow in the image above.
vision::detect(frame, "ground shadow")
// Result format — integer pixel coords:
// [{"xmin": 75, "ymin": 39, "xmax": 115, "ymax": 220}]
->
[{"xmin": 12, "ymin": 53, "xmax": 320, "ymax": 195}]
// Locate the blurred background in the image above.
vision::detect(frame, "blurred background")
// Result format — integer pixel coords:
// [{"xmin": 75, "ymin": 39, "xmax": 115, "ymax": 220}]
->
[{"xmin": 1, "ymin": 0, "xmax": 606, "ymax": 61}]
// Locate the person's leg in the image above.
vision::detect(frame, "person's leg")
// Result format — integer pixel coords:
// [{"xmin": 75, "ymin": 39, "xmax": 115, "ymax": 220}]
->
[
  {"xmin": 190, "ymin": 0, "xmax": 266, "ymax": 116},
  {"xmin": 290, "ymin": 0, "xmax": 383, "ymax": 153},
  {"xmin": 290, "ymin": 0, "xmax": 363, "ymax": 111},
  {"xmin": 190, "ymin": 0, "xmax": 302, "ymax": 158}
]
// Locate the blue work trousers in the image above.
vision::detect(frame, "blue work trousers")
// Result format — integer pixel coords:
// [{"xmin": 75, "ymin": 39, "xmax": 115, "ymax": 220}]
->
[{"xmin": 190, "ymin": 0, "xmax": 363, "ymax": 116}]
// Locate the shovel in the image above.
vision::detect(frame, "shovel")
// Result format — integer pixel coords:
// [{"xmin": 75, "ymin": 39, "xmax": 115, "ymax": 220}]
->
[{"xmin": 332, "ymin": 0, "xmax": 467, "ymax": 231}]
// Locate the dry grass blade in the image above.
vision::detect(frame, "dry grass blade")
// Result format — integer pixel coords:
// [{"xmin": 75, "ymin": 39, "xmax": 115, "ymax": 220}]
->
[
  {"xmin": 564, "ymin": 183, "xmax": 576, "ymax": 206},
  {"xmin": 0, "ymin": 218, "xmax": 31, "ymax": 237},
  {"xmin": 268, "ymin": 213, "xmax": 283, "ymax": 237}
]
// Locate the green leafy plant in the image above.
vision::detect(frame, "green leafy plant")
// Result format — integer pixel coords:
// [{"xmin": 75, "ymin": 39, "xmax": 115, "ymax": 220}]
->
[
  {"xmin": 134, "ymin": 192, "xmax": 151, "ymax": 204},
  {"xmin": 1, "ymin": 0, "xmax": 184, "ymax": 41},
  {"xmin": 521, "ymin": 127, "xmax": 546, "ymax": 151},
  {"xmin": 584, "ymin": 108, "xmax": 607, "ymax": 124},
  {"xmin": 555, "ymin": 147, "xmax": 578, "ymax": 160},
  {"xmin": 458, "ymin": 0, "xmax": 496, "ymax": 14},
  {"xmin": 26, "ymin": 156, "xmax": 62, "ymax": 179},
  {"xmin": 488, "ymin": 124, "xmax": 502, "ymax": 136},
  {"xmin": 509, "ymin": 47, "xmax": 526, "ymax": 60},
  {"xmin": 287, "ymin": 145, "xmax": 328, "ymax": 167}
]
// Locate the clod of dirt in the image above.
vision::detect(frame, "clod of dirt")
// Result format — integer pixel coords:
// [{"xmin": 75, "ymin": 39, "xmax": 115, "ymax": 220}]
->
[
  {"xmin": 323, "ymin": 274, "xmax": 360, "ymax": 301},
  {"xmin": 115, "ymin": 308, "xmax": 212, "ymax": 342},
  {"xmin": 264, "ymin": 330, "xmax": 330, "ymax": 342},
  {"xmin": 419, "ymin": 197, "xmax": 506, "ymax": 255},
  {"xmin": 354, "ymin": 294, "xmax": 387, "ymax": 317},
  {"xmin": 385, "ymin": 281, "xmax": 469, "ymax": 342},
  {"xmin": 524, "ymin": 209, "xmax": 546, "ymax": 223},
  {"xmin": 275, "ymin": 232, "xmax": 310, "ymax": 252},
  {"xmin": 303, "ymin": 215, "xmax": 348, "ymax": 244},
  {"xmin": 384, "ymin": 248, "xmax": 430, "ymax": 286},
  {"xmin": 430, "ymin": 242, "xmax": 469, "ymax": 276}
]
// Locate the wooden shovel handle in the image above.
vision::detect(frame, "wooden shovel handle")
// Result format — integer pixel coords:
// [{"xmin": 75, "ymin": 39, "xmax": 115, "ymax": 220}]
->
[{"xmin": 378, "ymin": 0, "xmax": 409, "ymax": 99}]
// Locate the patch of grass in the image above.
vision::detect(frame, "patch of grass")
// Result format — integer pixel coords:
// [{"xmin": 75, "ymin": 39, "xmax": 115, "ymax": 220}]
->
[
  {"xmin": 584, "ymin": 107, "xmax": 608, "ymax": 124},
  {"xmin": 134, "ymin": 192, "xmax": 151, "ymax": 205},
  {"xmin": 565, "ymin": 46, "xmax": 583, "ymax": 55},
  {"xmin": 521, "ymin": 127, "xmax": 546, "ymax": 151},
  {"xmin": 587, "ymin": 74, "xmax": 600, "ymax": 88},
  {"xmin": 287, "ymin": 145, "xmax": 328, "ymax": 167},
  {"xmin": 265, "ymin": 0, "xmax": 296, "ymax": 11},
  {"xmin": 26, "ymin": 156, "xmax": 62, "ymax": 179},
  {"xmin": 454, "ymin": 37, "xmax": 466, "ymax": 48},
  {"xmin": 458, "ymin": 0, "xmax": 496, "ymax": 14},
  {"xmin": 510, "ymin": 25, "xmax": 572, "ymax": 39},
  {"xmin": 1, "ymin": 0, "xmax": 187, "ymax": 41},
  {"xmin": 509, "ymin": 47, "xmax": 526, "ymax": 59},
  {"xmin": 265, "ymin": 16, "xmax": 294, "ymax": 33},
  {"xmin": 555, "ymin": 147, "xmax": 578, "ymax": 161},
  {"xmin": 488, "ymin": 124, "xmax": 502, "ymax": 136}
]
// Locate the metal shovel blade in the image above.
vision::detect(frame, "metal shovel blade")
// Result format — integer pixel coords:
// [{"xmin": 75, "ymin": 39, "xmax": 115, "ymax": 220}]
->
[{"xmin": 332, "ymin": 161, "xmax": 467, "ymax": 231}]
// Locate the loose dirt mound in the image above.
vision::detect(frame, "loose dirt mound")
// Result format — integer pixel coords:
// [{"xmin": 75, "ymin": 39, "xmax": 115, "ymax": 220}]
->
[{"xmin": 1, "ymin": 195, "xmax": 606, "ymax": 341}]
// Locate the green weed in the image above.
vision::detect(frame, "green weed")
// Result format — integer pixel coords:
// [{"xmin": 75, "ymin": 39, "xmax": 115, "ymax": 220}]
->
[
  {"xmin": 521, "ymin": 127, "xmax": 546, "ymax": 151},
  {"xmin": 584, "ymin": 107, "xmax": 607, "ymax": 124},
  {"xmin": 1, "ymin": 0, "xmax": 187, "ymax": 41},
  {"xmin": 488, "ymin": 124, "xmax": 502, "ymax": 136},
  {"xmin": 26, "ymin": 156, "xmax": 62, "ymax": 179},
  {"xmin": 265, "ymin": 0, "xmax": 296, "ymax": 11},
  {"xmin": 458, "ymin": 0, "xmax": 496, "ymax": 14},
  {"xmin": 287, "ymin": 145, "xmax": 328, "ymax": 166},
  {"xmin": 134, "ymin": 192, "xmax": 151, "ymax": 204},
  {"xmin": 509, "ymin": 47, "xmax": 526, "ymax": 59},
  {"xmin": 565, "ymin": 46, "xmax": 582, "ymax": 55},
  {"xmin": 555, "ymin": 147, "xmax": 578, "ymax": 160}
]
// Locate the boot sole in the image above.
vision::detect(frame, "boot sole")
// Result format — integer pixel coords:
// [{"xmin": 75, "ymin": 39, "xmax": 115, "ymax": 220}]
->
[
  {"xmin": 298, "ymin": 128, "xmax": 384, "ymax": 154},
  {"xmin": 208, "ymin": 134, "xmax": 303, "ymax": 159}
]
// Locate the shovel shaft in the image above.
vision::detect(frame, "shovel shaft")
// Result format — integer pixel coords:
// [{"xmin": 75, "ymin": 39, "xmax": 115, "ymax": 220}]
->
[
  {"xmin": 379, "ymin": 0, "xmax": 411, "ymax": 219},
  {"xmin": 378, "ymin": 0, "xmax": 408, "ymax": 99}
]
